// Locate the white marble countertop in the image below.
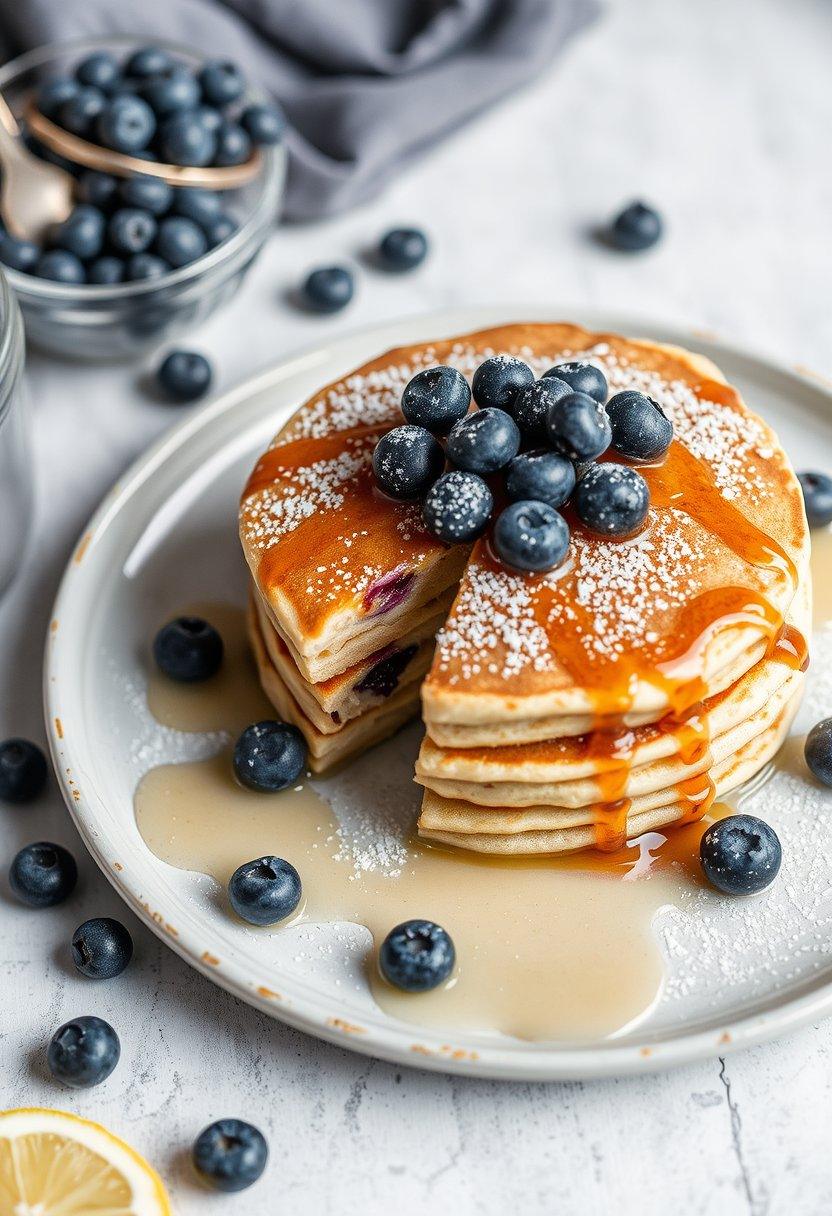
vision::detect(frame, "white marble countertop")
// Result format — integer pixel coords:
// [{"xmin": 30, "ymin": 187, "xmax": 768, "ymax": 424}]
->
[{"xmin": 3, "ymin": 0, "xmax": 832, "ymax": 1211}]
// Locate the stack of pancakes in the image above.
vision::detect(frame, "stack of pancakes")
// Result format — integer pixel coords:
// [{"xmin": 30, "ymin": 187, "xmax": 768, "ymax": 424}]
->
[{"xmin": 240, "ymin": 324, "xmax": 810, "ymax": 854}]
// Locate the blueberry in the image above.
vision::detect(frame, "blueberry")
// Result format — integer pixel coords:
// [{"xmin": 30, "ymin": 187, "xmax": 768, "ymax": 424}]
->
[
  {"xmin": 155, "ymin": 216, "xmax": 207, "ymax": 268},
  {"xmin": 108, "ymin": 207, "xmax": 156, "ymax": 254},
  {"xmin": 241, "ymin": 102, "xmax": 286, "ymax": 146},
  {"xmin": 609, "ymin": 200, "xmax": 663, "ymax": 252},
  {"xmin": 546, "ymin": 391, "xmax": 612, "ymax": 462},
  {"xmin": 233, "ymin": 721, "xmax": 307, "ymax": 792},
  {"xmin": 157, "ymin": 349, "xmax": 213, "ymax": 400},
  {"xmin": 202, "ymin": 213, "xmax": 237, "ymax": 249},
  {"xmin": 76, "ymin": 169, "xmax": 118, "ymax": 208},
  {"xmin": 355, "ymin": 645, "xmax": 418, "ymax": 698},
  {"xmin": 513, "ymin": 376, "xmax": 571, "ymax": 442},
  {"xmin": 119, "ymin": 174, "xmax": 173, "ymax": 215},
  {"xmin": 798, "ymin": 471, "xmax": 832, "ymax": 529},
  {"xmin": 141, "ymin": 68, "xmax": 201, "ymax": 117},
  {"xmin": 0, "ymin": 738, "xmax": 48, "ymax": 803},
  {"xmin": 606, "ymin": 390, "xmax": 673, "ymax": 461},
  {"xmin": 76, "ymin": 51, "xmax": 121, "ymax": 93},
  {"xmin": 378, "ymin": 227, "xmax": 428, "ymax": 271},
  {"xmin": 87, "ymin": 255, "xmax": 125, "ymax": 285},
  {"xmin": 372, "ymin": 425, "xmax": 444, "ymax": 499},
  {"xmin": 158, "ymin": 111, "xmax": 217, "ymax": 167},
  {"xmin": 193, "ymin": 1119, "xmax": 268, "ymax": 1193},
  {"xmin": 153, "ymin": 615, "xmax": 223, "ymax": 680},
  {"xmin": 35, "ymin": 250, "xmax": 86, "ymax": 283},
  {"xmin": 505, "ymin": 450, "xmax": 576, "ymax": 509},
  {"xmin": 302, "ymin": 266, "xmax": 354, "ymax": 313},
  {"xmin": 51, "ymin": 204, "xmax": 105, "ymax": 260},
  {"xmin": 9, "ymin": 842, "xmax": 77, "ymax": 908},
  {"xmin": 471, "ymin": 355, "xmax": 534, "ymax": 414},
  {"xmin": 228, "ymin": 856, "xmax": 302, "ymax": 926},
  {"xmin": 47, "ymin": 1015, "xmax": 120, "ymax": 1088},
  {"xmin": 57, "ymin": 87, "xmax": 106, "ymax": 137},
  {"xmin": 805, "ymin": 718, "xmax": 832, "ymax": 785},
  {"xmin": 213, "ymin": 121, "xmax": 252, "ymax": 167},
  {"xmin": 700, "ymin": 814, "xmax": 781, "ymax": 895},
  {"xmin": 125, "ymin": 46, "xmax": 174, "ymax": 79},
  {"xmin": 171, "ymin": 187, "xmax": 222, "ymax": 227},
  {"xmin": 0, "ymin": 235, "xmax": 39, "ymax": 273},
  {"xmin": 423, "ymin": 471, "xmax": 493, "ymax": 544},
  {"xmin": 194, "ymin": 105, "xmax": 224, "ymax": 134},
  {"xmin": 38, "ymin": 77, "xmax": 79, "ymax": 120},
  {"xmin": 379, "ymin": 919, "xmax": 455, "ymax": 992},
  {"xmin": 126, "ymin": 253, "xmax": 169, "ymax": 281},
  {"xmin": 401, "ymin": 365, "xmax": 471, "ymax": 434},
  {"xmin": 446, "ymin": 407, "xmax": 520, "ymax": 475},
  {"xmin": 493, "ymin": 500, "xmax": 570, "ymax": 572},
  {"xmin": 199, "ymin": 60, "xmax": 246, "ymax": 107},
  {"xmin": 71, "ymin": 917, "xmax": 133, "ymax": 979},
  {"xmin": 96, "ymin": 94, "xmax": 156, "ymax": 153},
  {"xmin": 573, "ymin": 463, "xmax": 649, "ymax": 536},
  {"xmin": 544, "ymin": 360, "xmax": 607, "ymax": 404}
]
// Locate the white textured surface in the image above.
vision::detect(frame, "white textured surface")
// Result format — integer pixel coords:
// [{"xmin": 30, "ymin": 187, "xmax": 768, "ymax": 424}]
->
[{"xmin": 2, "ymin": 0, "xmax": 832, "ymax": 1211}]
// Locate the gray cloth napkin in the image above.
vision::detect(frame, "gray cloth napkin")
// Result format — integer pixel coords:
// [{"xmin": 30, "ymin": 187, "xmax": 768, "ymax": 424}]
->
[{"xmin": 0, "ymin": 0, "xmax": 600, "ymax": 220}]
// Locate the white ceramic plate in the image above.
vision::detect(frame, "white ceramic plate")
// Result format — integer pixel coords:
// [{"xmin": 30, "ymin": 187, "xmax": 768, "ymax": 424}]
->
[{"xmin": 45, "ymin": 307, "xmax": 832, "ymax": 1081}]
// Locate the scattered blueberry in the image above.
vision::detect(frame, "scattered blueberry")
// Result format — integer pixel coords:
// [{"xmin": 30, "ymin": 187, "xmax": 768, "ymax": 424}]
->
[
  {"xmin": 158, "ymin": 111, "xmax": 217, "ymax": 167},
  {"xmin": 87, "ymin": 255, "xmax": 125, "ymax": 285},
  {"xmin": 606, "ymin": 389, "xmax": 673, "ymax": 461},
  {"xmin": 9, "ymin": 842, "xmax": 77, "ymax": 908},
  {"xmin": 0, "ymin": 738, "xmax": 48, "ymax": 803},
  {"xmin": 446, "ymin": 407, "xmax": 520, "ymax": 474},
  {"xmin": 125, "ymin": 46, "xmax": 174, "ymax": 79},
  {"xmin": 513, "ymin": 376, "xmax": 571, "ymax": 442},
  {"xmin": 37, "ymin": 77, "xmax": 79, "ymax": 120},
  {"xmin": 608, "ymin": 200, "xmax": 663, "ymax": 252},
  {"xmin": 573, "ymin": 462, "xmax": 650, "ymax": 536},
  {"xmin": 233, "ymin": 721, "xmax": 308, "ymax": 792},
  {"xmin": 51, "ymin": 204, "xmax": 105, "ymax": 260},
  {"xmin": 0, "ymin": 235, "xmax": 39, "ymax": 273},
  {"xmin": 472, "ymin": 355, "xmax": 535, "ymax": 414},
  {"xmin": 154, "ymin": 216, "xmax": 207, "ymax": 267},
  {"xmin": 699, "ymin": 814, "xmax": 781, "ymax": 895},
  {"xmin": 141, "ymin": 67, "xmax": 201, "ymax": 117},
  {"xmin": 241, "ymin": 102, "xmax": 285, "ymax": 145},
  {"xmin": 544, "ymin": 360, "xmax": 607, "ymax": 404},
  {"xmin": 213, "ymin": 121, "xmax": 252, "ymax": 167},
  {"xmin": 546, "ymin": 391, "xmax": 612, "ymax": 462},
  {"xmin": 401, "ymin": 365, "xmax": 471, "ymax": 434},
  {"xmin": 119, "ymin": 174, "xmax": 173, "ymax": 215},
  {"xmin": 378, "ymin": 227, "xmax": 428, "ymax": 271},
  {"xmin": 153, "ymin": 615, "xmax": 223, "ymax": 681},
  {"xmin": 76, "ymin": 169, "xmax": 118, "ymax": 208},
  {"xmin": 493, "ymin": 500, "xmax": 570, "ymax": 573},
  {"xmin": 47, "ymin": 1015, "xmax": 120, "ymax": 1088},
  {"xmin": 798, "ymin": 471, "xmax": 832, "ymax": 529},
  {"xmin": 96, "ymin": 94, "xmax": 156, "ymax": 153},
  {"xmin": 126, "ymin": 252, "xmax": 169, "ymax": 280},
  {"xmin": 156, "ymin": 349, "xmax": 213, "ymax": 401},
  {"xmin": 228, "ymin": 856, "xmax": 302, "ymax": 926},
  {"xmin": 202, "ymin": 213, "xmax": 237, "ymax": 249},
  {"xmin": 170, "ymin": 187, "xmax": 222, "ymax": 227},
  {"xmin": 57, "ymin": 86, "xmax": 106, "ymax": 137},
  {"xmin": 805, "ymin": 718, "xmax": 832, "ymax": 786},
  {"xmin": 76, "ymin": 51, "xmax": 121, "ymax": 93},
  {"xmin": 505, "ymin": 450, "xmax": 576, "ymax": 509},
  {"xmin": 423, "ymin": 471, "xmax": 493, "ymax": 544},
  {"xmin": 35, "ymin": 250, "xmax": 85, "ymax": 283},
  {"xmin": 199, "ymin": 60, "xmax": 246, "ymax": 107},
  {"xmin": 372, "ymin": 425, "xmax": 444, "ymax": 499},
  {"xmin": 302, "ymin": 265, "xmax": 354, "ymax": 313},
  {"xmin": 71, "ymin": 917, "xmax": 133, "ymax": 979},
  {"xmin": 193, "ymin": 1119, "xmax": 268, "ymax": 1193},
  {"xmin": 108, "ymin": 207, "xmax": 157, "ymax": 255},
  {"xmin": 379, "ymin": 919, "xmax": 455, "ymax": 992}
]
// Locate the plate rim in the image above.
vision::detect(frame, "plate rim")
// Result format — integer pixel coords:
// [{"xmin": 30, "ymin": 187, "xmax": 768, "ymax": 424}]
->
[{"xmin": 43, "ymin": 304, "xmax": 832, "ymax": 1081}]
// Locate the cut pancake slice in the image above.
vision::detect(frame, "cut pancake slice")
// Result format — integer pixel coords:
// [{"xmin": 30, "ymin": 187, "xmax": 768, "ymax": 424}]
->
[{"xmin": 248, "ymin": 600, "xmax": 420, "ymax": 770}]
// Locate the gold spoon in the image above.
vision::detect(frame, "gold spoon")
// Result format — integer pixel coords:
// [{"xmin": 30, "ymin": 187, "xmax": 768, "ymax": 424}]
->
[
  {"xmin": 25, "ymin": 100, "xmax": 263, "ymax": 191},
  {"xmin": 0, "ymin": 92, "xmax": 74, "ymax": 241}
]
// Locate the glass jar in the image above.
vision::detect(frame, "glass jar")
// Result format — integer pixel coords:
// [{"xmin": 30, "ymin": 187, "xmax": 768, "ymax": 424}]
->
[{"xmin": 0, "ymin": 266, "xmax": 30, "ymax": 599}]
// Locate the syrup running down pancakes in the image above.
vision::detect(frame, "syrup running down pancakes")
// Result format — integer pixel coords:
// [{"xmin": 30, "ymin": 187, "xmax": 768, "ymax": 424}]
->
[{"xmin": 239, "ymin": 324, "xmax": 810, "ymax": 855}]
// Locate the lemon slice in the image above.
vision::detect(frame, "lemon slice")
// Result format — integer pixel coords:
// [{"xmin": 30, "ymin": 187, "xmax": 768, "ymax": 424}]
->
[{"xmin": 0, "ymin": 1108, "xmax": 171, "ymax": 1216}]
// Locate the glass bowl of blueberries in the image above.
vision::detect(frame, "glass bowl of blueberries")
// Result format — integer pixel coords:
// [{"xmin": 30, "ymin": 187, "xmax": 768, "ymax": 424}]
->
[{"xmin": 0, "ymin": 38, "xmax": 286, "ymax": 360}]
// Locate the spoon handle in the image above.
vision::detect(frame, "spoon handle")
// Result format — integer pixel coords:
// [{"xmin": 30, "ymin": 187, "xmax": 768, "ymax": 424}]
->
[{"xmin": 0, "ymin": 92, "xmax": 20, "ymax": 138}]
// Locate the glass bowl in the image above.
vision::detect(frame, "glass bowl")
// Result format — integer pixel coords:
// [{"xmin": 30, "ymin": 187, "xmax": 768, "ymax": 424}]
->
[
  {"xmin": 0, "ymin": 38, "xmax": 285, "ymax": 361},
  {"xmin": 0, "ymin": 265, "xmax": 30, "ymax": 598}
]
